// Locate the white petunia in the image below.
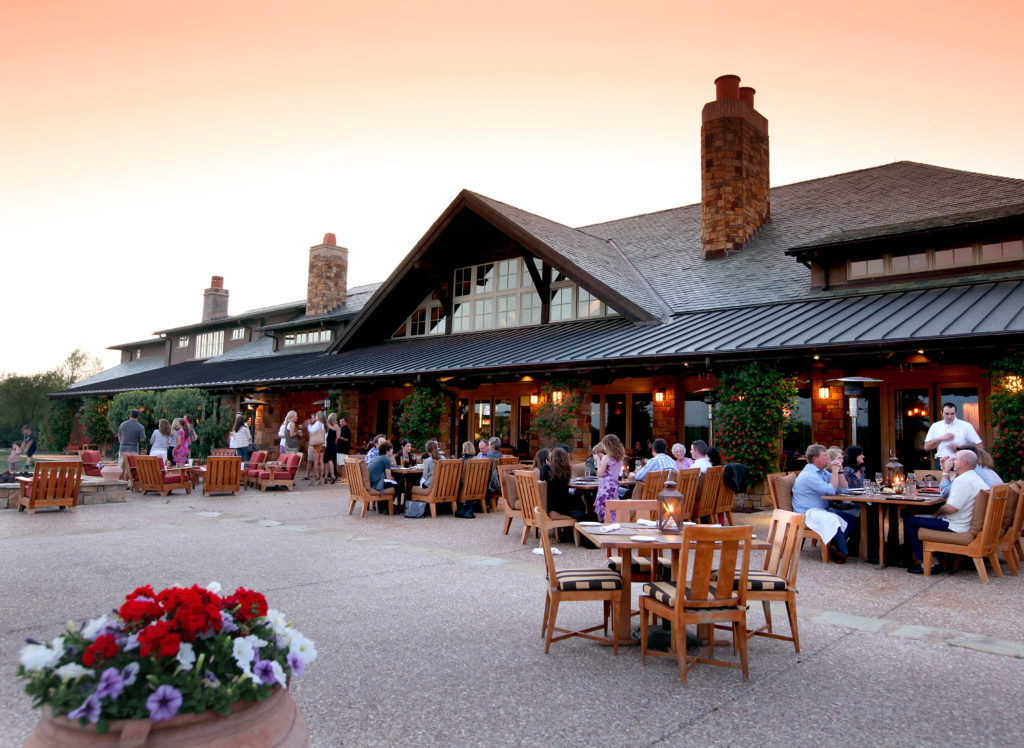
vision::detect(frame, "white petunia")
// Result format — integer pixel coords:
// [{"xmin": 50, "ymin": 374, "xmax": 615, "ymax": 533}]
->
[
  {"xmin": 55, "ymin": 662, "xmax": 93, "ymax": 681},
  {"xmin": 20, "ymin": 639, "xmax": 64, "ymax": 672},
  {"xmin": 232, "ymin": 636, "xmax": 264, "ymax": 681},
  {"xmin": 81, "ymin": 614, "xmax": 111, "ymax": 641},
  {"xmin": 288, "ymin": 634, "xmax": 317, "ymax": 665},
  {"xmin": 175, "ymin": 642, "xmax": 196, "ymax": 671},
  {"xmin": 264, "ymin": 609, "xmax": 289, "ymax": 636},
  {"xmin": 269, "ymin": 660, "xmax": 287, "ymax": 687},
  {"xmin": 206, "ymin": 581, "xmax": 222, "ymax": 594}
]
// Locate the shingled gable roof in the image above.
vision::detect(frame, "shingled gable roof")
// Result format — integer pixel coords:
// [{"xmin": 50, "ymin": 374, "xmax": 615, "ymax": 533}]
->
[
  {"xmin": 329, "ymin": 190, "xmax": 663, "ymax": 353},
  {"xmin": 581, "ymin": 161, "xmax": 1024, "ymax": 314}
]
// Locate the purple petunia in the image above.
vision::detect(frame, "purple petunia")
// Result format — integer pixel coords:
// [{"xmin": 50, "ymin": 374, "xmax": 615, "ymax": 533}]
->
[
  {"xmin": 220, "ymin": 610, "xmax": 238, "ymax": 633},
  {"xmin": 94, "ymin": 667, "xmax": 124, "ymax": 700},
  {"xmin": 146, "ymin": 685, "xmax": 183, "ymax": 722},
  {"xmin": 68, "ymin": 694, "xmax": 102, "ymax": 724},
  {"xmin": 253, "ymin": 658, "xmax": 277, "ymax": 686},
  {"xmin": 287, "ymin": 650, "xmax": 306, "ymax": 677}
]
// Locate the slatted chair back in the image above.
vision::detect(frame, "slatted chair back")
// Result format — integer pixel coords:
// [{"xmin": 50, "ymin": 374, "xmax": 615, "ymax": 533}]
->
[
  {"xmin": 762, "ymin": 509, "xmax": 805, "ymax": 586},
  {"xmin": 604, "ymin": 499, "xmax": 658, "ymax": 522},
  {"xmin": 344, "ymin": 459, "xmax": 367, "ymax": 500},
  {"xmin": 205, "ymin": 456, "xmax": 242, "ymax": 495},
  {"xmin": 134, "ymin": 455, "xmax": 166, "ymax": 493},
  {"xmin": 126, "ymin": 453, "xmax": 142, "ymax": 489},
  {"xmin": 497, "ymin": 464, "xmax": 521, "ymax": 508},
  {"xmin": 534, "ymin": 506, "xmax": 560, "ymax": 584},
  {"xmin": 459, "ymin": 458, "xmax": 491, "ymax": 503},
  {"xmin": 637, "ymin": 470, "xmax": 670, "ymax": 501},
  {"xmin": 430, "ymin": 460, "xmax": 464, "ymax": 502},
  {"xmin": 17, "ymin": 461, "xmax": 84, "ymax": 513},
  {"xmin": 979, "ymin": 493, "xmax": 1006, "ymax": 551},
  {"xmin": 995, "ymin": 482, "xmax": 1023, "ymax": 575},
  {"xmin": 515, "ymin": 471, "xmax": 543, "ymax": 536},
  {"xmin": 212, "ymin": 448, "xmax": 236, "ymax": 457},
  {"xmin": 766, "ymin": 472, "xmax": 796, "ymax": 512},
  {"xmin": 500, "ymin": 455, "xmax": 519, "ymax": 465},
  {"xmin": 676, "ymin": 525, "xmax": 751, "ymax": 613},
  {"xmin": 715, "ymin": 479, "xmax": 736, "ymax": 523},
  {"xmin": 674, "ymin": 468, "xmax": 700, "ymax": 521},
  {"xmin": 694, "ymin": 466, "xmax": 725, "ymax": 521}
]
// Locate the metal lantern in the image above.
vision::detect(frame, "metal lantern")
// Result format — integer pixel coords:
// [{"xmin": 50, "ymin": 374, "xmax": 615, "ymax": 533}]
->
[
  {"xmin": 657, "ymin": 474, "xmax": 684, "ymax": 535},
  {"xmin": 884, "ymin": 450, "xmax": 904, "ymax": 489}
]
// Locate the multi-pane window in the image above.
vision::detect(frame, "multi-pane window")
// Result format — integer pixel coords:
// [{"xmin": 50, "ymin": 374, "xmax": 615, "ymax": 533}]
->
[
  {"xmin": 231, "ymin": 327, "xmax": 246, "ymax": 340},
  {"xmin": 177, "ymin": 336, "xmax": 189, "ymax": 348},
  {"xmin": 577, "ymin": 289, "xmax": 602, "ymax": 318},
  {"xmin": 429, "ymin": 306, "xmax": 445, "ymax": 335},
  {"xmin": 549, "ymin": 288, "xmax": 573, "ymax": 321},
  {"xmin": 497, "ymin": 260, "xmax": 518, "ymax": 291},
  {"xmin": 520, "ymin": 292, "xmax": 541, "ymax": 325},
  {"xmin": 283, "ymin": 329, "xmax": 332, "ymax": 346},
  {"xmin": 521, "ymin": 258, "xmax": 539, "ymax": 288},
  {"xmin": 475, "ymin": 263, "xmax": 494, "ymax": 294},
  {"xmin": 496, "ymin": 294, "xmax": 517, "ymax": 327},
  {"xmin": 454, "ymin": 267, "xmax": 472, "ymax": 297},
  {"xmin": 474, "ymin": 298, "xmax": 494, "ymax": 330},
  {"xmin": 452, "ymin": 302, "xmax": 471, "ymax": 332},
  {"xmin": 194, "ymin": 330, "xmax": 224, "ymax": 358},
  {"xmin": 848, "ymin": 239, "xmax": 1024, "ymax": 279},
  {"xmin": 410, "ymin": 308, "xmax": 427, "ymax": 336}
]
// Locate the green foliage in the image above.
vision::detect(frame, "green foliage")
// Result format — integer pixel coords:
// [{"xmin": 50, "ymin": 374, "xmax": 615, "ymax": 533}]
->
[
  {"xmin": 105, "ymin": 389, "xmax": 226, "ymax": 458},
  {"xmin": 397, "ymin": 385, "xmax": 447, "ymax": 450},
  {"xmin": 532, "ymin": 379, "xmax": 589, "ymax": 448},
  {"xmin": 194, "ymin": 399, "xmax": 234, "ymax": 459},
  {"xmin": 988, "ymin": 354, "xmax": 1024, "ymax": 479},
  {"xmin": 107, "ymin": 391, "xmax": 161, "ymax": 435},
  {"xmin": 82, "ymin": 399, "xmax": 113, "ymax": 449},
  {"xmin": 39, "ymin": 400, "xmax": 78, "ymax": 452},
  {"xmin": 0, "ymin": 371, "xmax": 65, "ymax": 445},
  {"xmin": 715, "ymin": 363, "xmax": 799, "ymax": 484}
]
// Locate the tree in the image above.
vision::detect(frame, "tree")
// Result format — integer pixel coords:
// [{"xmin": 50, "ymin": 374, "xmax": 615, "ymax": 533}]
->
[
  {"xmin": 397, "ymin": 385, "xmax": 447, "ymax": 450},
  {"xmin": 57, "ymin": 348, "xmax": 103, "ymax": 386},
  {"xmin": 532, "ymin": 380, "xmax": 588, "ymax": 448},
  {"xmin": 715, "ymin": 363, "xmax": 799, "ymax": 485}
]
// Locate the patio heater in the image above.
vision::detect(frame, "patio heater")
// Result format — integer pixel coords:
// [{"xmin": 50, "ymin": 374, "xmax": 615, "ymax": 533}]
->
[
  {"xmin": 690, "ymin": 388, "xmax": 718, "ymax": 447},
  {"xmin": 826, "ymin": 377, "xmax": 882, "ymax": 446}
]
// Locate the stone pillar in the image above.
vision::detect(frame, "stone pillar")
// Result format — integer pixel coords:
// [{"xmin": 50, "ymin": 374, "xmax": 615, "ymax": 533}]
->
[{"xmin": 811, "ymin": 367, "xmax": 848, "ymax": 447}]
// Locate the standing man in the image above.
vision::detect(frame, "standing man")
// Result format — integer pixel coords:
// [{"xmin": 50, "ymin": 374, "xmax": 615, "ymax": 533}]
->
[
  {"xmin": 904, "ymin": 449, "xmax": 987, "ymax": 575},
  {"xmin": 923, "ymin": 403, "xmax": 982, "ymax": 468},
  {"xmin": 337, "ymin": 417, "xmax": 352, "ymax": 455},
  {"xmin": 20, "ymin": 425, "xmax": 37, "ymax": 470},
  {"xmin": 117, "ymin": 409, "xmax": 146, "ymax": 481}
]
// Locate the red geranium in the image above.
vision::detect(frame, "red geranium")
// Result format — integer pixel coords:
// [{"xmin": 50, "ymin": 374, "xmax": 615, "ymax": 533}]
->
[
  {"xmin": 157, "ymin": 586, "xmax": 223, "ymax": 641},
  {"xmin": 119, "ymin": 585, "xmax": 162, "ymax": 623},
  {"xmin": 81, "ymin": 634, "xmax": 119, "ymax": 666},
  {"xmin": 137, "ymin": 620, "xmax": 181, "ymax": 658},
  {"xmin": 225, "ymin": 587, "xmax": 267, "ymax": 622}
]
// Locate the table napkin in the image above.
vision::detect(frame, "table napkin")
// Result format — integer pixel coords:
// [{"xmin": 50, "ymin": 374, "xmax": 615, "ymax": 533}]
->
[
  {"xmin": 635, "ymin": 518, "xmax": 658, "ymax": 527},
  {"xmin": 532, "ymin": 547, "xmax": 561, "ymax": 555},
  {"xmin": 597, "ymin": 523, "xmax": 621, "ymax": 533}
]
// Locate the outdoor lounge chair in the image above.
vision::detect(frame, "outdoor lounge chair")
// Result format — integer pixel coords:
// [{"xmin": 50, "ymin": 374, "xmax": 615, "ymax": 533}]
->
[
  {"xmin": 134, "ymin": 455, "xmax": 192, "ymax": 497},
  {"xmin": 17, "ymin": 461, "xmax": 84, "ymax": 513},
  {"xmin": 204, "ymin": 456, "xmax": 242, "ymax": 496}
]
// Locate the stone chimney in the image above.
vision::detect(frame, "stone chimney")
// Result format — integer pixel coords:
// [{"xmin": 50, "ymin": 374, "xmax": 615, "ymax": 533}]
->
[
  {"xmin": 202, "ymin": 275, "xmax": 229, "ymax": 321},
  {"xmin": 701, "ymin": 74, "xmax": 770, "ymax": 259},
  {"xmin": 306, "ymin": 233, "xmax": 348, "ymax": 316}
]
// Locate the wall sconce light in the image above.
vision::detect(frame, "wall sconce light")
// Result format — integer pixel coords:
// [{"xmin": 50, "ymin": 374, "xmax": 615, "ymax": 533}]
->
[
  {"xmin": 655, "ymin": 388, "xmax": 666, "ymax": 403},
  {"xmin": 530, "ymin": 392, "xmax": 540, "ymax": 405},
  {"xmin": 818, "ymin": 386, "xmax": 831, "ymax": 400},
  {"xmin": 1002, "ymin": 375, "xmax": 1023, "ymax": 394},
  {"xmin": 552, "ymin": 391, "xmax": 565, "ymax": 405}
]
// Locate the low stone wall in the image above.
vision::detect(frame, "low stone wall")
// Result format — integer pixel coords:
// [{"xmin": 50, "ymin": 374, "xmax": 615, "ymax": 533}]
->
[{"xmin": 0, "ymin": 477, "xmax": 127, "ymax": 510}]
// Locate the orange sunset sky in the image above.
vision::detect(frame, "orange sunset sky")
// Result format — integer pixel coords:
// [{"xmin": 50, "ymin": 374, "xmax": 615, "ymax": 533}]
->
[{"xmin": 2, "ymin": 0, "xmax": 1023, "ymax": 375}]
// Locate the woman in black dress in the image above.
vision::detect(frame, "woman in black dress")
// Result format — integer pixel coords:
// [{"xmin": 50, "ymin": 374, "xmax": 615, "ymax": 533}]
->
[{"xmin": 324, "ymin": 413, "xmax": 340, "ymax": 483}]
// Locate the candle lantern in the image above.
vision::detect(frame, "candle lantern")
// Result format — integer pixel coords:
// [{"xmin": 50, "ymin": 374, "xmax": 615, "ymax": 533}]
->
[
  {"xmin": 883, "ymin": 451, "xmax": 904, "ymax": 488},
  {"xmin": 657, "ymin": 472, "xmax": 684, "ymax": 535}
]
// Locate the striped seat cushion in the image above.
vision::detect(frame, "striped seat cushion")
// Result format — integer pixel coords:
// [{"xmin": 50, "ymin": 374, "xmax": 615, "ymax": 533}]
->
[
  {"xmin": 607, "ymin": 555, "xmax": 672, "ymax": 580},
  {"xmin": 555, "ymin": 568, "xmax": 622, "ymax": 591},
  {"xmin": 711, "ymin": 569, "xmax": 788, "ymax": 591},
  {"xmin": 642, "ymin": 580, "xmax": 676, "ymax": 605}
]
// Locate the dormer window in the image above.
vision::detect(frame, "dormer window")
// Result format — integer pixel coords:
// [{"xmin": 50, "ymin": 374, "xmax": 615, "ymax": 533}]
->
[
  {"xmin": 177, "ymin": 336, "xmax": 189, "ymax": 348},
  {"xmin": 283, "ymin": 329, "xmax": 332, "ymax": 346},
  {"xmin": 231, "ymin": 327, "xmax": 246, "ymax": 340},
  {"xmin": 195, "ymin": 330, "xmax": 224, "ymax": 358},
  {"xmin": 847, "ymin": 238, "xmax": 1023, "ymax": 281}
]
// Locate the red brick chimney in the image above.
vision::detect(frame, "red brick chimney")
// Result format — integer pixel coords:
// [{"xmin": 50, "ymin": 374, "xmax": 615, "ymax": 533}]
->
[
  {"xmin": 701, "ymin": 74, "xmax": 770, "ymax": 259},
  {"xmin": 202, "ymin": 275, "xmax": 229, "ymax": 321},
  {"xmin": 307, "ymin": 234, "xmax": 348, "ymax": 316}
]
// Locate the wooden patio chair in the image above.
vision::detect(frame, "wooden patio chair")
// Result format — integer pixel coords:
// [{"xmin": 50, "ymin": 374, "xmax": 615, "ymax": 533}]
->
[
  {"xmin": 134, "ymin": 455, "xmax": 191, "ymax": 497},
  {"xmin": 715, "ymin": 509, "xmax": 805, "ymax": 652},
  {"xmin": 497, "ymin": 463, "xmax": 522, "ymax": 534},
  {"xmin": 17, "ymin": 461, "xmax": 84, "ymax": 514},
  {"xmin": 715, "ymin": 475, "xmax": 737, "ymax": 526},
  {"xmin": 125, "ymin": 454, "xmax": 142, "ymax": 492},
  {"xmin": 767, "ymin": 472, "xmax": 829, "ymax": 564},
  {"xmin": 500, "ymin": 455, "xmax": 519, "ymax": 465},
  {"xmin": 515, "ymin": 470, "xmax": 577, "ymax": 546},
  {"xmin": 922, "ymin": 490, "xmax": 1005, "ymax": 583},
  {"xmin": 604, "ymin": 500, "xmax": 670, "ymax": 601},
  {"xmin": 257, "ymin": 453, "xmax": 302, "ymax": 492},
  {"xmin": 211, "ymin": 448, "xmax": 236, "ymax": 457},
  {"xmin": 204, "ymin": 456, "xmax": 242, "ymax": 496},
  {"xmin": 409, "ymin": 459, "xmax": 462, "ymax": 518},
  {"xmin": 639, "ymin": 525, "xmax": 752, "ymax": 684},
  {"xmin": 343, "ymin": 458, "xmax": 395, "ymax": 517},
  {"xmin": 244, "ymin": 450, "xmax": 268, "ymax": 490},
  {"xmin": 459, "ymin": 458, "xmax": 492, "ymax": 514},
  {"xmin": 997, "ymin": 481, "xmax": 1024, "ymax": 574},
  {"xmin": 535, "ymin": 506, "xmax": 622, "ymax": 654},
  {"xmin": 693, "ymin": 466, "xmax": 725, "ymax": 523},
  {"xmin": 635, "ymin": 469, "xmax": 671, "ymax": 502}
]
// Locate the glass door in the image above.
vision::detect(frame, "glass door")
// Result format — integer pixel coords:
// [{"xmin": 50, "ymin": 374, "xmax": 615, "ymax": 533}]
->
[{"xmin": 893, "ymin": 388, "xmax": 931, "ymax": 471}]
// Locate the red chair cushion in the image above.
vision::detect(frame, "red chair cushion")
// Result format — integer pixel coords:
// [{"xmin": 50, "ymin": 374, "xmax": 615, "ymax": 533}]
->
[{"xmin": 162, "ymin": 474, "xmax": 185, "ymax": 485}]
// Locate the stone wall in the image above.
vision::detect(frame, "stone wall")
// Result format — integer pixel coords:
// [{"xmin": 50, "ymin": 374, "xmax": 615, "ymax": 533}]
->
[
  {"xmin": 0, "ymin": 477, "xmax": 126, "ymax": 510},
  {"xmin": 812, "ymin": 367, "xmax": 848, "ymax": 447}
]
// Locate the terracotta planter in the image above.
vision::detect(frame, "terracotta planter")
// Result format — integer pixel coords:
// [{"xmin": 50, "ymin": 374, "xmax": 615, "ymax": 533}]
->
[
  {"xmin": 99, "ymin": 466, "xmax": 122, "ymax": 482},
  {"xmin": 23, "ymin": 686, "xmax": 308, "ymax": 747}
]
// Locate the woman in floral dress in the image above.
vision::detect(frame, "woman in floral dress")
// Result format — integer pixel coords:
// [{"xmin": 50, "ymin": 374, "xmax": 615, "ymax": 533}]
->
[{"xmin": 595, "ymin": 434, "xmax": 625, "ymax": 522}]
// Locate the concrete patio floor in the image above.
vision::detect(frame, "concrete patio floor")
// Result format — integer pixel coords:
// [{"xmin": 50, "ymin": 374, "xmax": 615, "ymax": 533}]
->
[{"xmin": 2, "ymin": 481, "xmax": 1022, "ymax": 746}]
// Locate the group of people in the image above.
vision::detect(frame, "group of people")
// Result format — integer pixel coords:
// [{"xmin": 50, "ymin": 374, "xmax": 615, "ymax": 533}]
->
[
  {"xmin": 276, "ymin": 411, "xmax": 353, "ymax": 485},
  {"xmin": 115, "ymin": 409, "xmax": 198, "ymax": 479}
]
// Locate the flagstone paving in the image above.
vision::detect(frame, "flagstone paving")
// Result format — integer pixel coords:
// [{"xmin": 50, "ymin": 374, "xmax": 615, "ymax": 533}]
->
[{"xmin": 2, "ymin": 482, "xmax": 1022, "ymax": 746}]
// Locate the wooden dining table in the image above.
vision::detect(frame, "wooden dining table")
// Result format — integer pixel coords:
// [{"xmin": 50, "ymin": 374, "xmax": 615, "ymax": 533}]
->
[
  {"xmin": 391, "ymin": 466, "xmax": 423, "ymax": 506},
  {"xmin": 574, "ymin": 522, "xmax": 770, "ymax": 646},
  {"xmin": 825, "ymin": 491, "xmax": 944, "ymax": 568}
]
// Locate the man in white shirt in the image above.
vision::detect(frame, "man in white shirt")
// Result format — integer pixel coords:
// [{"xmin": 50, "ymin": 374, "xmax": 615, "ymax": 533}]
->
[
  {"xmin": 904, "ymin": 449, "xmax": 987, "ymax": 574},
  {"xmin": 923, "ymin": 403, "xmax": 982, "ymax": 468},
  {"xmin": 690, "ymin": 440, "xmax": 712, "ymax": 473}
]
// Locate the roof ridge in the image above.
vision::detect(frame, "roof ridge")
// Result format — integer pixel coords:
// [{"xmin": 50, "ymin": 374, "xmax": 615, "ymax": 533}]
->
[{"xmin": 604, "ymin": 237, "xmax": 673, "ymax": 321}]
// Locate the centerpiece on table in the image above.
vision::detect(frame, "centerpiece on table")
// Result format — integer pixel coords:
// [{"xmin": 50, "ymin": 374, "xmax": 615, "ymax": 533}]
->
[{"xmin": 17, "ymin": 582, "xmax": 315, "ymax": 746}]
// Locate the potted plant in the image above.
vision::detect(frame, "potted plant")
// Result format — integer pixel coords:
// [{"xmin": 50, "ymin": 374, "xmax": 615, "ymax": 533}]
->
[{"xmin": 18, "ymin": 582, "xmax": 314, "ymax": 746}]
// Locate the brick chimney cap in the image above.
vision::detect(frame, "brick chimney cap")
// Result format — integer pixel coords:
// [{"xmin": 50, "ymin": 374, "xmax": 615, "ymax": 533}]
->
[
  {"xmin": 323, "ymin": 233, "xmax": 336, "ymax": 245},
  {"xmin": 714, "ymin": 74, "xmax": 741, "ymax": 101},
  {"xmin": 739, "ymin": 86, "xmax": 756, "ymax": 107},
  {"xmin": 210, "ymin": 276, "xmax": 224, "ymax": 289}
]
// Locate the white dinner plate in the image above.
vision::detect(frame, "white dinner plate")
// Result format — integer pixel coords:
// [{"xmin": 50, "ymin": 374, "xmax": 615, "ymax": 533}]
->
[
  {"xmin": 577, "ymin": 521, "xmax": 602, "ymax": 526},
  {"xmin": 630, "ymin": 535, "xmax": 657, "ymax": 542}
]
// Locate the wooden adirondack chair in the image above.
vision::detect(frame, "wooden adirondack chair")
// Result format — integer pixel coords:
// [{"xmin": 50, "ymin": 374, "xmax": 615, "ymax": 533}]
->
[
  {"xmin": 134, "ymin": 455, "xmax": 192, "ymax": 497},
  {"xmin": 17, "ymin": 461, "xmax": 84, "ymax": 513},
  {"xmin": 204, "ymin": 456, "xmax": 242, "ymax": 496}
]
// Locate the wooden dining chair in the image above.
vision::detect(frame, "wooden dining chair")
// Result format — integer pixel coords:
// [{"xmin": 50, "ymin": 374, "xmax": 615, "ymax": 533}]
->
[
  {"xmin": 497, "ymin": 463, "xmax": 522, "ymax": 535},
  {"xmin": 767, "ymin": 471, "xmax": 829, "ymax": 564},
  {"xmin": 997, "ymin": 481, "xmax": 1024, "ymax": 574},
  {"xmin": 514, "ymin": 470, "xmax": 578, "ymax": 546},
  {"xmin": 922, "ymin": 490, "xmax": 1005, "ymax": 583},
  {"xmin": 409, "ymin": 459, "xmax": 462, "ymax": 518},
  {"xmin": 344, "ymin": 458, "xmax": 395, "ymax": 517},
  {"xmin": 639, "ymin": 524, "xmax": 752, "ymax": 684},
  {"xmin": 459, "ymin": 458, "xmax": 492, "ymax": 514},
  {"xmin": 535, "ymin": 507, "xmax": 622, "ymax": 654},
  {"xmin": 693, "ymin": 466, "xmax": 725, "ymax": 523},
  {"xmin": 636, "ymin": 470, "xmax": 670, "ymax": 501},
  {"xmin": 715, "ymin": 509, "xmax": 805, "ymax": 652}
]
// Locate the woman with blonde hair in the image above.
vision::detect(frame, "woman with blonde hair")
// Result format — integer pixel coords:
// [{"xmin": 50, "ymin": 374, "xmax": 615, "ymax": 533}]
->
[
  {"xmin": 283, "ymin": 411, "xmax": 299, "ymax": 454},
  {"xmin": 595, "ymin": 434, "xmax": 625, "ymax": 521},
  {"xmin": 307, "ymin": 411, "xmax": 326, "ymax": 484},
  {"xmin": 460, "ymin": 441, "xmax": 476, "ymax": 460},
  {"xmin": 150, "ymin": 418, "xmax": 174, "ymax": 463}
]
